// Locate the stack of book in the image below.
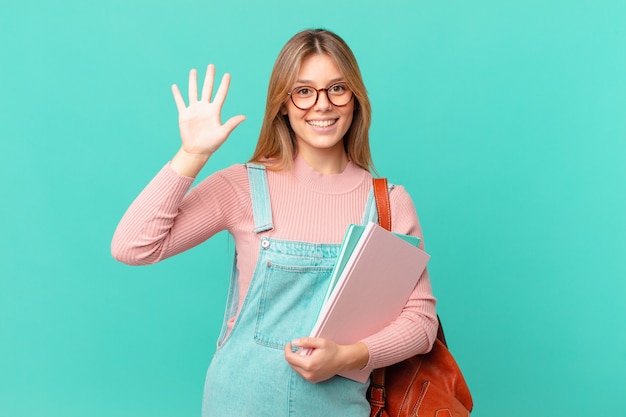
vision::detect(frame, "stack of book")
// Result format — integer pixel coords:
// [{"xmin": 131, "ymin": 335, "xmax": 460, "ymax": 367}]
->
[{"xmin": 304, "ymin": 221, "xmax": 431, "ymax": 383}]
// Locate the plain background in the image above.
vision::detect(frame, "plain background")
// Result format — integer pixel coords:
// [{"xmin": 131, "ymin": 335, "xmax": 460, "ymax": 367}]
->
[{"xmin": 1, "ymin": 0, "xmax": 625, "ymax": 416}]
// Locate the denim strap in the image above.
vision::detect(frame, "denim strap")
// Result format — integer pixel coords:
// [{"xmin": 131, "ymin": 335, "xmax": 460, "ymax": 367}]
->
[{"xmin": 246, "ymin": 163, "xmax": 274, "ymax": 233}]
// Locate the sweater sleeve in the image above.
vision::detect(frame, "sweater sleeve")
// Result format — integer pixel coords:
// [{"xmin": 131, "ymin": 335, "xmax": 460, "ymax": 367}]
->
[
  {"xmin": 111, "ymin": 163, "xmax": 248, "ymax": 265},
  {"xmin": 360, "ymin": 185, "xmax": 439, "ymax": 370}
]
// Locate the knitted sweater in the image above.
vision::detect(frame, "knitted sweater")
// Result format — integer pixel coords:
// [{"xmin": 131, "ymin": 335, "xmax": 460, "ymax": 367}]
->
[{"xmin": 111, "ymin": 154, "xmax": 438, "ymax": 371}]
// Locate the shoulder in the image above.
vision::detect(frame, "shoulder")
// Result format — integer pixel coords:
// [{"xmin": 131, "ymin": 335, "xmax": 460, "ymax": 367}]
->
[
  {"xmin": 214, "ymin": 163, "xmax": 250, "ymax": 187},
  {"xmin": 190, "ymin": 163, "xmax": 251, "ymax": 201},
  {"xmin": 389, "ymin": 184, "xmax": 418, "ymax": 212},
  {"xmin": 386, "ymin": 183, "xmax": 425, "ymax": 239}
]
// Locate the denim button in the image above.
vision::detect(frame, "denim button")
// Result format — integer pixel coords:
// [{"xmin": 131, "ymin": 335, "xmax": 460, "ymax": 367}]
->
[{"xmin": 261, "ymin": 239, "xmax": 270, "ymax": 249}]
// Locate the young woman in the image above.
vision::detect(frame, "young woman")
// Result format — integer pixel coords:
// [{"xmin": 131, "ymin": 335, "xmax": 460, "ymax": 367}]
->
[{"xmin": 112, "ymin": 29, "xmax": 438, "ymax": 416}]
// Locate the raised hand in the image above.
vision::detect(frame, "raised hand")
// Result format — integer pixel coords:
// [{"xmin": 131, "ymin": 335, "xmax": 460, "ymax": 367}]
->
[{"xmin": 170, "ymin": 65, "xmax": 246, "ymax": 176}]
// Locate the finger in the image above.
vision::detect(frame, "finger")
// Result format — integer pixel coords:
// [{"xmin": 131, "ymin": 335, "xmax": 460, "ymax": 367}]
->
[
  {"xmin": 188, "ymin": 68, "xmax": 198, "ymax": 103},
  {"xmin": 171, "ymin": 84, "xmax": 186, "ymax": 112},
  {"xmin": 292, "ymin": 337, "xmax": 324, "ymax": 349},
  {"xmin": 284, "ymin": 343, "xmax": 306, "ymax": 366},
  {"xmin": 222, "ymin": 115, "xmax": 246, "ymax": 135},
  {"xmin": 201, "ymin": 64, "xmax": 215, "ymax": 102},
  {"xmin": 284, "ymin": 343, "xmax": 296, "ymax": 362},
  {"xmin": 212, "ymin": 73, "xmax": 231, "ymax": 106}
]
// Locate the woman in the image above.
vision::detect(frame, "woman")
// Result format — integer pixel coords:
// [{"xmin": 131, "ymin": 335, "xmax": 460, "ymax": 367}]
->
[{"xmin": 112, "ymin": 29, "xmax": 438, "ymax": 416}]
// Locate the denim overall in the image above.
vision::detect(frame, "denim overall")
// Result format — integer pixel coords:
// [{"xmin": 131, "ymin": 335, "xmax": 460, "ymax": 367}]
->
[{"xmin": 201, "ymin": 164, "xmax": 385, "ymax": 417}]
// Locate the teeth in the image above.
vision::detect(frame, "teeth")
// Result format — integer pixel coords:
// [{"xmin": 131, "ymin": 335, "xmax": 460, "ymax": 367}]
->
[{"xmin": 308, "ymin": 119, "xmax": 336, "ymax": 127}]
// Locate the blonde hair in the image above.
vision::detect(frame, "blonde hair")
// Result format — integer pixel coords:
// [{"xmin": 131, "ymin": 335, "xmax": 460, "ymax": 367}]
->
[{"xmin": 249, "ymin": 29, "xmax": 374, "ymax": 172}]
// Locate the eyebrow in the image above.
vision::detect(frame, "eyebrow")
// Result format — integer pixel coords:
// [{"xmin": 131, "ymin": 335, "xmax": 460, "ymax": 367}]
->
[{"xmin": 294, "ymin": 78, "xmax": 346, "ymax": 85}]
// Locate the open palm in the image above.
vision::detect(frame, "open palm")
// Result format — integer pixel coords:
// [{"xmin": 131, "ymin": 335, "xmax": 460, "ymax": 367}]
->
[{"xmin": 171, "ymin": 64, "xmax": 246, "ymax": 156}]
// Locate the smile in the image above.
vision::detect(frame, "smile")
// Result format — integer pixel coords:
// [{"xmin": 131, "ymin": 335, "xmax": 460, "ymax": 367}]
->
[{"xmin": 307, "ymin": 119, "xmax": 338, "ymax": 128}]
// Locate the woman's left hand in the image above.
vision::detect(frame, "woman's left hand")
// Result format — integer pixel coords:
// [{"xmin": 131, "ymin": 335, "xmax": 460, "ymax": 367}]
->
[{"xmin": 284, "ymin": 338, "xmax": 369, "ymax": 383}]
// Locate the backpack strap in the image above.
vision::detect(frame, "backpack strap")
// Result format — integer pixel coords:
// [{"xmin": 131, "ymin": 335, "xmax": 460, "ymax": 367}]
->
[
  {"xmin": 373, "ymin": 178, "xmax": 391, "ymax": 232},
  {"xmin": 362, "ymin": 178, "xmax": 394, "ymax": 226}
]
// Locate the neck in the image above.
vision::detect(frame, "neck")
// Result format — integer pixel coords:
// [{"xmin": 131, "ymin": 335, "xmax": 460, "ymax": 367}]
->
[
  {"xmin": 298, "ymin": 150, "xmax": 349, "ymax": 175},
  {"xmin": 291, "ymin": 152, "xmax": 367, "ymax": 194}
]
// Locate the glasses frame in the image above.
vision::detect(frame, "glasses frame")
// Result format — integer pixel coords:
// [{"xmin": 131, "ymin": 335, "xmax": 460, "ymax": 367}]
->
[{"xmin": 287, "ymin": 83, "xmax": 354, "ymax": 110}]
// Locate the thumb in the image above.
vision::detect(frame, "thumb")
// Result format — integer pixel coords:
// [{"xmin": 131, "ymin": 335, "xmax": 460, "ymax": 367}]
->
[
  {"xmin": 223, "ymin": 115, "xmax": 246, "ymax": 134},
  {"xmin": 291, "ymin": 337, "xmax": 324, "ymax": 349}
]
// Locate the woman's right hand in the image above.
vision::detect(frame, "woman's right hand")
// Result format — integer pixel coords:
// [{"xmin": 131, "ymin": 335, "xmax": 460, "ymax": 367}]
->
[{"xmin": 170, "ymin": 64, "xmax": 246, "ymax": 176}]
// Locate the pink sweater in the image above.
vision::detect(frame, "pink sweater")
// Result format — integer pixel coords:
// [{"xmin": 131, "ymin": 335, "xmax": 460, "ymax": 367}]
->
[{"xmin": 111, "ymin": 155, "xmax": 438, "ymax": 370}]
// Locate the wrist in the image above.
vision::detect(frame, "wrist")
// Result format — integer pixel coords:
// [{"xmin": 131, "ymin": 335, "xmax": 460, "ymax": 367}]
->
[
  {"xmin": 170, "ymin": 148, "xmax": 212, "ymax": 178},
  {"xmin": 339, "ymin": 342, "xmax": 370, "ymax": 372}
]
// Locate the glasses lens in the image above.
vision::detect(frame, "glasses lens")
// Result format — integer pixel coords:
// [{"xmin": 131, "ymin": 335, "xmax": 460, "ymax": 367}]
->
[
  {"xmin": 289, "ymin": 84, "xmax": 353, "ymax": 110},
  {"xmin": 327, "ymin": 83, "xmax": 352, "ymax": 107},
  {"xmin": 291, "ymin": 86, "xmax": 317, "ymax": 110}
]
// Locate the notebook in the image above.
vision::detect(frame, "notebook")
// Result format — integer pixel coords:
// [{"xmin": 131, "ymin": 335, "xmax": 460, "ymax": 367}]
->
[
  {"xmin": 322, "ymin": 223, "xmax": 421, "ymax": 305},
  {"xmin": 306, "ymin": 221, "xmax": 430, "ymax": 383}
]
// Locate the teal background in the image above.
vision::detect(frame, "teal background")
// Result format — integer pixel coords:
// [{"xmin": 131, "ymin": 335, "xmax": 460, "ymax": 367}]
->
[{"xmin": 1, "ymin": 0, "xmax": 625, "ymax": 415}]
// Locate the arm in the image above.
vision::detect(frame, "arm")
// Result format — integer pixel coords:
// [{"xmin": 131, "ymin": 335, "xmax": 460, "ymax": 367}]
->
[
  {"xmin": 110, "ymin": 166, "xmax": 247, "ymax": 265},
  {"xmin": 111, "ymin": 65, "xmax": 246, "ymax": 264},
  {"xmin": 360, "ymin": 185, "xmax": 438, "ymax": 369}
]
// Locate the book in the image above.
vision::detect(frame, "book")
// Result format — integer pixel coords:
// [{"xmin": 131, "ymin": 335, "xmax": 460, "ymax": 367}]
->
[
  {"xmin": 305, "ymin": 221, "xmax": 430, "ymax": 383},
  {"xmin": 321, "ymin": 224, "xmax": 421, "ymax": 305}
]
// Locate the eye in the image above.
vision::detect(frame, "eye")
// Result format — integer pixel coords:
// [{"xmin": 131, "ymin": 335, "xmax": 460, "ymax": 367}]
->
[
  {"xmin": 294, "ymin": 86, "xmax": 315, "ymax": 97},
  {"xmin": 329, "ymin": 83, "xmax": 348, "ymax": 95}
]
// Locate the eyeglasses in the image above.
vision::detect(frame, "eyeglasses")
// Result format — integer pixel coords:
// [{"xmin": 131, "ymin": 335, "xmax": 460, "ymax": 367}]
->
[{"xmin": 287, "ymin": 83, "xmax": 354, "ymax": 110}]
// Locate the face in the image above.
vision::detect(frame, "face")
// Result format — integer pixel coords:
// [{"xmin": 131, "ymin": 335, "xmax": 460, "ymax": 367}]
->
[{"xmin": 283, "ymin": 53, "xmax": 355, "ymax": 165}]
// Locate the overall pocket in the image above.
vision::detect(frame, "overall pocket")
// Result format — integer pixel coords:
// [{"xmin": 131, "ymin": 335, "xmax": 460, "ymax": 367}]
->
[{"xmin": 254, "ymin": 262, "xmax": 332, "ymax": 349}]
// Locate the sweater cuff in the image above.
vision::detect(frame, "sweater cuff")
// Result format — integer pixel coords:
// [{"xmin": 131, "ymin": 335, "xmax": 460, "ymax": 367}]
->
[{"xmin": 164, "ymin": 162, "xmax": 198, "ymax": 182}]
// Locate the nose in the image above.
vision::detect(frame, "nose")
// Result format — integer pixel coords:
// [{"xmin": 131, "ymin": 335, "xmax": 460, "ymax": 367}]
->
[{"xmin": 313, "ymin": 88, "xmax": 333, "ymax": 111}]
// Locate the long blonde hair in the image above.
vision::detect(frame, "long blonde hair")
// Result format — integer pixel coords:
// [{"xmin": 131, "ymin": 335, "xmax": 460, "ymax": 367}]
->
[{"xmin": 249, "ymin": 29, "xmax": 374, "ymax": 172}]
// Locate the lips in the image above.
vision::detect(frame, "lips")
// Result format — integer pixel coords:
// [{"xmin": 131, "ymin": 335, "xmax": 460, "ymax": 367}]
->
[{"xmin": 307, "ymin": 119, "xmax": 338, "ymax": 128}]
